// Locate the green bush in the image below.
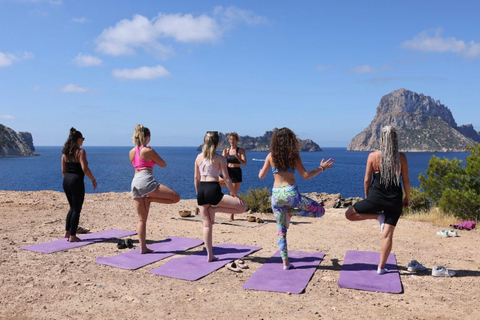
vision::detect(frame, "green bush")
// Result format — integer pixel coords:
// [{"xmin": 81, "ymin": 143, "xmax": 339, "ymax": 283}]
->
[
  {"xmin": 405, "ymin": 187, "xmax": 431, "ymax": 214},
  {"xmin": 239, "ymin": 187, "xmax": 272, "ymax": 213},
  {"xmin": 419, "ymin": 144, "xmax": 480, "ymax": 221}
]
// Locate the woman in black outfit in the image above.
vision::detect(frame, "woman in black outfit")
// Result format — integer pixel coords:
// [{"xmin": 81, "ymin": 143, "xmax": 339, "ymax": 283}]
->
[
  {"xmin": 61, "ymin": 128, "xmax": 97, "ymax": 242},
  {"xmin": 345, "ymin": 126, "xmax": 410, "ymax": 275},
  {"xmin": 221, "ymin": 132, "xmax": 246, "ymax": 221}
]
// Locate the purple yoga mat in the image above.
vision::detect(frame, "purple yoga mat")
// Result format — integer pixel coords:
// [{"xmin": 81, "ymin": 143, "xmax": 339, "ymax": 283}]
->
[
  {"xmin": 150, "ymin": 243, "xmax": 261, "ymax": 281},
  {"xmin": 20, "ymin": 229, "xmax": 137, "ymax": 254},
  {"xmin": 337, "ymin": 250, "xmax": 402, "ymax": 294},
  {"xmin": 242, "ymin": 250, "xmax": 325, "ymax": 294},
  {"xmin": 95, "ymin": 237, "xmax": 203, "ymax": 270}
]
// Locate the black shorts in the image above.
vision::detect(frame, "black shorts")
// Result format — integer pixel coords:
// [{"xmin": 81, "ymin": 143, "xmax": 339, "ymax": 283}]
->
[
  {"xmin": 197, "ymin": 182, "xmax": 224, "ymax": 206},
  {"xmin": 227, "ymin": 167, "xmax": 242, "ymax": 183},
  {"xmin": 353, "ymin": 199, "xmax": 402, "ymax": 226}
]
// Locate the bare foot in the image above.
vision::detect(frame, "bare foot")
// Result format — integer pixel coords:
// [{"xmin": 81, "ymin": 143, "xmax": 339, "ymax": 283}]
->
[
  {"xmin": 140, "ymin": 248, "xmax": 154, "ymax": 254},
  {"xmin": 69, "ymin": 235, "xmax": 83, "ymax": 242},
  {"xmin": 207, "ymin": 256, "xmax": 219, "ymax": 263},
  {"xmin": 64, "ymin": 231, "xmax": 71, "ymax": 239}
]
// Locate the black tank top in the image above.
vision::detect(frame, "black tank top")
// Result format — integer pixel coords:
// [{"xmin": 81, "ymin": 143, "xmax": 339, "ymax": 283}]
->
[
  {"xmin": 367, "ymin": 172, "xmax": 402, "ymax": 206},
  {"xmin": 65, "ymin": 162, "xmax": 84, "ymax": 177},
  {"xmin": 226, "ymin": 148, "xmax": 241, "ymax": 164}
]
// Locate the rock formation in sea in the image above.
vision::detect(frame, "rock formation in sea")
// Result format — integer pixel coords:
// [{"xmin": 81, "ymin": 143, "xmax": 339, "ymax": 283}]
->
[
  {"xmin": 197, "ymin": 129, "xmax": 322, "ymax": 152},
  {"xmin": 348, "ymin": 88, "xmax": 479, "ymax": 152},
  {"xmin": 0, "ymin": 124, "xmax": 37, "ymax": 157}
]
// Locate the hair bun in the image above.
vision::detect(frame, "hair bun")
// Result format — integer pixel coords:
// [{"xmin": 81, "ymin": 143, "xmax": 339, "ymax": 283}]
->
[{"xmin": 70, "ymin": 127, "xmax": 77, "ymax": 133}]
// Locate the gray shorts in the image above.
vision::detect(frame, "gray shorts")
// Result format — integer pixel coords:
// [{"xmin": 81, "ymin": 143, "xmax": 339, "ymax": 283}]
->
[{"xmin": 131, "ymin": 170, "xmax": 159, "ymax": 198}]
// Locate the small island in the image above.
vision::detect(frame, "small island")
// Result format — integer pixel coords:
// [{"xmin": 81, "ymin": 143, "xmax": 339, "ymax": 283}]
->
[{"xmin": 197, "ymin": 129, "xmax": 322, "ymax": 152}]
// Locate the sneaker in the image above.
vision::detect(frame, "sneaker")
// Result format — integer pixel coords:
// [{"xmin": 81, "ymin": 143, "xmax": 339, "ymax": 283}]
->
[
  {"xmin": 377, "ymin": 267, "xmax": 388, "ymax": 275},
  {"xmin": 436, "ymin": 230, "xmax": 449, "ymax": 237},
  {"xmin": 377, "ymin": 213, "xmax": 385, "ymax": 233},
  {"xmin": 407, "ymin": 260, "xmax": 427, "ymax": 272},
  {"xmin": 432, "ymin": 266, "xmax": 455, "ymax": 277},
  {"xmin": 447, "ymin": 230, "xmax": 458, "ymax": 237}
]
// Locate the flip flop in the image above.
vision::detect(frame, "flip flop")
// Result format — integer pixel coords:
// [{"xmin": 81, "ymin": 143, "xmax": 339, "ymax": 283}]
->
[
  {"xmin": 247, "ymin": 216, "xmax": 256, "ymax": 222},
  {"xmin": 256, "ymin": 217, "xmax": 264, "ymax": 223}
]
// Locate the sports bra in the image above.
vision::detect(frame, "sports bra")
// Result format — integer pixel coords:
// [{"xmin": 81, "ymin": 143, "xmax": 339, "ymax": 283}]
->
[
  {"xmin": 271, "ymin": 167, "xmax": 295, "ymax": 174},
  {"xmin": 226, "ymin": 148, "xmax": 241, "ymax": 164},
  {"xmin": 199, "ymin": 158, "xmax": 220, "ymax": 177},
  {"xmin": 132, "ymin": 146, "xmax": 155, "ymax": 170}
]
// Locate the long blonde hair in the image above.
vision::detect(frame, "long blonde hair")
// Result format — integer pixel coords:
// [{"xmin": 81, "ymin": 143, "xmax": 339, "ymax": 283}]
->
[
  {"xmin": 380, "ymin": 126, "xmax": 401, "ymax": 186},
  {"xmin": 202, "ymin": 131, "xmax": 219, "ymax": 164},
  {"xmin": 132, "ymin": 124, "xmax": 150, "ymax": 147}
]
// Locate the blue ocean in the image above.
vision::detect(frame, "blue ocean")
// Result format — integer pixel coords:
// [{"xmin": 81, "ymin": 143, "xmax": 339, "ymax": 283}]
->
[{"xmin": 0, "ymin": 147, "xmax": 468, "ymax": 199}]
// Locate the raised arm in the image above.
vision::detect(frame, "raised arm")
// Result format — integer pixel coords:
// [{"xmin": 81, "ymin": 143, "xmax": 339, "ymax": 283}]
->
[
  {"xmin": 258, "ymin": 153, "xmax": 272, "ymax": 179},
  {"xmin": 363, "ymin": 152, "xmax": 375, "ymax": 198},
  {"xmin": 145, "ymin": 147, "xmax": 167, "ymax": 168},
  {"xmin": 78, "ymin": 149, "xmax": 97, "ymax": 190},
  {"xmin": 295, "ymin": 155, "xmax": 334, "ymax": 180},
  {"xmin": 400, "ymin": 152, "xmax": 410, "ymax": 207}
]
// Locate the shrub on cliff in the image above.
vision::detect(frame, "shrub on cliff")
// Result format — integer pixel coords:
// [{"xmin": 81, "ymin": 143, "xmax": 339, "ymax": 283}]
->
[
  {"xmin": 419, "ymin": 144, "xmax": 480, "ymax": 221},
  {"xmin": 239, "ymin": 187, "xmax": 272, "ymax": 213}
]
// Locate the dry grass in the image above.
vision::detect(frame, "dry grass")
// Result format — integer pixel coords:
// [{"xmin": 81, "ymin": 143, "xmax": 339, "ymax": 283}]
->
[{"xmin": 403, "ymin": 206, "xmax": 459, "ymax": 227}]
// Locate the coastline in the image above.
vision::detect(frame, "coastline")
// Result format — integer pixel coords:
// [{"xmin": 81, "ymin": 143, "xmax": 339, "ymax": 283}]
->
[{"xmin": 1, "ymin": 190, "xmax": 479, "ymax": 319}]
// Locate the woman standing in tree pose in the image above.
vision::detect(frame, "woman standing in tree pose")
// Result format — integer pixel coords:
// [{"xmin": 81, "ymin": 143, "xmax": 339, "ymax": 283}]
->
[
  {"xmin": 194, "ymin": 131, "xmax": 247, "ymax": 262},
  {"xmin": 130, "ymin": 124, "xmax": 180, "ymax": 254},
  {"xmin": 345, "ymin": 126, "xmax": 410, "ymax": 275},
  {"xmin": 222, "ymin": 132, "xmax": 247, "ymax": 221},
  {"xmin": 61, "ymin": 128, "xmax": 97, "ymax": 242},
  {"xmin": 258, "ymin": 127, "xmax": 334, "ymax": 270}
]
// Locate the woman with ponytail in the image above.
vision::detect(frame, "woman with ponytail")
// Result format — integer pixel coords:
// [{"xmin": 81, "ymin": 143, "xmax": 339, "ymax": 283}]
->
[
  {"xmin": 345, "ymin": 126, "xmax": 411, "ymax": 275},
  {"xmin": 130, "ymin": 124, "xmax": 180, "ymax": 254},
  {"xmin": 194, "ymin": 131, "xmax": 247, "ymax": 262},
  {"xmin": 61, "ymin": 127, "xmax": 97, "ymax": 242}
]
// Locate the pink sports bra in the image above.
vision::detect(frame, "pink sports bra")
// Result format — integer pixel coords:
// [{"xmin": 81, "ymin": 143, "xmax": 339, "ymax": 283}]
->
[
  {"xmin": 132, "ymin": 146, "xmax": 155, "ymax": 170},
  {"xmin": 199, "ymin": 158, "xmax": 220, "ymax": 177}
]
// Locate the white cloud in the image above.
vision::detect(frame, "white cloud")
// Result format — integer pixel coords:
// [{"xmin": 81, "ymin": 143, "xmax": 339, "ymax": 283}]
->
[
  {"xmin": 72, "ymin": 17, "xmax": 87, "ymax": 23},
  {"xmin": 349, "ymin": 64, "xmax": 393, "ymax": 74},
  {"xmin": 402, "ymin": 29, "xmax": 480, "ymax": 59},
  {"xmin": 112, "ymin": 65, "xmax": 170, "ymax": 80},
  {"xmin": 214, "ymin": 6, "xmax": 269, "ymax": 28},
  {"xmin": 315, "ymin": 64, "xmax": 332, "ymax": 72},
  {"xmin": 96, "ymin": 7, "xmax": 268, "ymax": 57},
  {"xmin": 0, "ymin": 115, "xmax": 15, "ymax": 120},
  {"xmin": 73, "ymin": 53, "xmax": 102, "ymax": 67},
  {"xmin": 60, "ymin": 84, "xmax": 89, "ymax": 93},
  {"xmin": 0, "ymin": 51, "xmax": 34, "ymax": 67}
]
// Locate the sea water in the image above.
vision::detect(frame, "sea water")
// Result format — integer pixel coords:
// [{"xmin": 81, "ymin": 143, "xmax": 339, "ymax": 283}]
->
[{"xmin": 0, "ymin": 146, "xmax": 468, "ymax": 199}]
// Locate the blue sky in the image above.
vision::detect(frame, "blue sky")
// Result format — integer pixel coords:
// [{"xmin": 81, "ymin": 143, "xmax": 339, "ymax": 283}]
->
[{"xmin": 0, "ymin": 0, "xmax": 479, "ymax": 147}]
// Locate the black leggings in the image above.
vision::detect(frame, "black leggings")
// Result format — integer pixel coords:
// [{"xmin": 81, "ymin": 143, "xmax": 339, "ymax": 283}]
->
[{"xmin": 63, "ymin": 173, "xmax": 85, "ymax": 236}]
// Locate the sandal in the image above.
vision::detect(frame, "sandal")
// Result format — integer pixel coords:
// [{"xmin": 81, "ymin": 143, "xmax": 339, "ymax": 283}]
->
[
  {"xmin": 226, "ymin": 261, "xmax": 242, "ymax": 272},
  {"xmin": 117, "ymin": 240, "xmax": 127, "ymax": 249},
  {"xmin": 247, "ymin": 216, "xmax": 256, "ymax": 222},
  {"xmin": 256, "ymin": 217, "xmax": 264, "ymax": 223},
  {"xmin": 235, "ymin": 259, "xmax": 248, "ymax": 269},
  {"xmin": 126, "ymin": 238, "xmax": 134, "ymax": 248},
  {"xmin": 76, "ymin": 226, "xmax": 90, "ymax": 234}
]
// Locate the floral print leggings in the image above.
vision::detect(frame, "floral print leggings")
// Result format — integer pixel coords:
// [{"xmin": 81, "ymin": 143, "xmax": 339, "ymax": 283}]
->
[{"xmin": 271, "ymin": 185, "xmax": 325, "ymax": 260}]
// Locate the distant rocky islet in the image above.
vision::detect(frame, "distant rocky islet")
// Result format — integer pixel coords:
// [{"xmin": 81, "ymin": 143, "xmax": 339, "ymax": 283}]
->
[
  {"xmin": 0, "ymin": 124, "xmax": 37, "ymax": 157},
  {"xmin": 348, "ymin": 88, "xmax": 480, "ymax": 152}
]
